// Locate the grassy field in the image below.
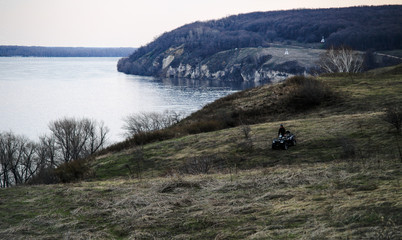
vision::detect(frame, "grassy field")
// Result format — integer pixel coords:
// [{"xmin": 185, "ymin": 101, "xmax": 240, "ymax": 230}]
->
[
  {"xmin": 1, "ymin": 161, "xmax": 400, "ymax": 239},
  {"xmin": 0, "ymin": 65, "xmax": 401, "ymax": 239}
]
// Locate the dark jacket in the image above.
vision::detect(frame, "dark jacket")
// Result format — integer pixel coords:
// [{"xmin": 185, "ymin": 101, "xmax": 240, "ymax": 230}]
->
[{"xmin": 278, "ymin": 126, "xmax": 286, "ymax": 136}]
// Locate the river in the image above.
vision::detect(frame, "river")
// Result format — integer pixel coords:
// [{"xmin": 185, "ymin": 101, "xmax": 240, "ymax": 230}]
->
[{"xmin": 0, "ymin": 57, "xmax": 260, "ymax": 142}]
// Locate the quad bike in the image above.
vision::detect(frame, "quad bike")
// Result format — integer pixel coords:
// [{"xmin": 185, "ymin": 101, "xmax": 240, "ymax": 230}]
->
[{"xmin": 272, "ymin": 132, "xmax": 296, "ymax": 150}]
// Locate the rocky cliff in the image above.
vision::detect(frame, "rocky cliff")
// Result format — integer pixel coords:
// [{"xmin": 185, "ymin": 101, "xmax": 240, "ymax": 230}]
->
[
  {"xmin": 117, "ymin": 6, "xmax": 402, "ymax": 82},
  {"xmin": 118, "ymin": 45, "xmax": 323, "ymax": 82}
]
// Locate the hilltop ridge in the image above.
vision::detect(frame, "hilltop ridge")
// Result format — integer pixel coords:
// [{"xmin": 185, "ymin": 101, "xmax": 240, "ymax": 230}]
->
[{"xmin": 118, "ymin": 5, "xmax": 402, "ymax": 81}]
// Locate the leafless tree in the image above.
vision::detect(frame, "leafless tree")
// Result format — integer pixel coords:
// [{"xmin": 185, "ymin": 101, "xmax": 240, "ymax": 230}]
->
[
  {"xmin": 122, "ymin": 110, "xmax": 184, "ymax": 137},
  {"xmin": 19, "ymin": 141, "xmax": 40, "ymax": 184},
  {"xmin": 319, "ymin": 46, "xmax": 364, "ymax": 73},
  {"xmin": 0, "ymin": 132, "xmax": 13, "ymax": 187},
  {"xmin": 0, "ymin": 118, "xmax": 109, "ymax": 187},
  {"xmin": 0, "ymin": 132, "xmax": 26, "ymax": 186},
  {"xmin": 0, "ymin": 132, "xmax": 42, "ymax": 187},
  {"xmin": 48, "ymin": 117, "xmax": 109, "ymax": 163},
  {"xmin": 36, "ymin": 134, "xmax": 59, "ymax": 168}
]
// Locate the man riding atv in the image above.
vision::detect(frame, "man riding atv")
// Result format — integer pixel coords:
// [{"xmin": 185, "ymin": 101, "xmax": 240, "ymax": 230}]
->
[
  {"xmin": 272, "ymin": 124, "xmax": 296, "ymax": 150},
  {"xmin": 278, "ymin": 124, "xmax": 286, "ymax": 137}
]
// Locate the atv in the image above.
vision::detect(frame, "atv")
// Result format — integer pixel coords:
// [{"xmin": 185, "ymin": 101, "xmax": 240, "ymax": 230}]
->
[{"xmin": 272, "ymin": 131, "xmax": 296, "ymax": 150}]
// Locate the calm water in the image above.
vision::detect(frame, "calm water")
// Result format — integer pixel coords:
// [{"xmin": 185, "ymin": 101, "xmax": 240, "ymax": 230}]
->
[{"xmin": 0, "ymin": 57, "xmax": 259, "ymax": 142}]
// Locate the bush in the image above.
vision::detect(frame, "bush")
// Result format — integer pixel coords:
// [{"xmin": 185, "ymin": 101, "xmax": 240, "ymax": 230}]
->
[
  {"xmin": 29, "ymin": 159, "xmax": 91, "ymax": 184},
  {"xmin": 54, "ymin": 159, "xmax": 91, "ymax": 183},
  {"xmin": 180, "ymin": 156, "xmax": 213, "ymax": 174},
  {"xmin": 185, "ymin": 120, "xmax": 224, "ymax": 134},
  {"xmin": 383, "ymin": 106, "xmax": 402, "ymax": 134},
  {"xmin": 338, "ymin": 136, "xmax": 357, "ymax": 159},
  {"xmin": 130, "ymin": 129, "xmax": 176, "ymax": 145},
  {"xmin": 28, "ymin": 167, "xmax": 59, "ymax": 185},
  {"xmin": 283, "ymin": 76, "xmax": 338, "ymax": 110},
  {"xmin": 122, "ymin": 111, "xmax": 183, "ymax": 137}
]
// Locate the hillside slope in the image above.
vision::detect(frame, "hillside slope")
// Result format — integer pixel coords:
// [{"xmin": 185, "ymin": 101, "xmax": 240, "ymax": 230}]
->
[
  {"xmin": 1, "ymin": 65, "xmax": 401, "ymax": 239},
  {"xmin": 118, "ymin": 5, "xmax": 402, "ymax": 81},
  {"xmin": 159, "ymin": 46, "xmax": 323, "ymax": 82}
]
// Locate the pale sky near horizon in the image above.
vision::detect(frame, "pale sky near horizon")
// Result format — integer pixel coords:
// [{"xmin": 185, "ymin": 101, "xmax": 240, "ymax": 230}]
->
[{"xmin": 0, "ymin": 0, "xmax": 401, "ymax": 48}]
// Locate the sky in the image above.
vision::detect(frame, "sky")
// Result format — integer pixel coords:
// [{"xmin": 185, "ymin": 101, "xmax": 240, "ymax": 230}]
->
[{"xmin": 0, "ymin": 0, "xmax": 401, "ymax": 48}]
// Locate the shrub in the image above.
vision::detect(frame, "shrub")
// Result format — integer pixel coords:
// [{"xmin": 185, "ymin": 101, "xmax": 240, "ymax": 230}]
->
[
  {"xmin": 130, "ymin": 129, "xmax": 176, "ymax": 145},
  {"xmin": 54, "ymin": 159, "xmax": 91, "ymax": 183},
  {"xmin": 28, "ymin": 167, "xmax": 59, "ymax": 185},
  {"xmin": 180, "ymin": 156, "xmax": 213, "ymax": 174},
  {"xmin": 122, "ymin": 111, "xmax": 183, "ymax": 137},
  {"xmin": 382, "ymin": 106, "xmax": 402, "ymax": 162},
  {"xmin": 29, "ymin": 159, "xmax": 92, "ymax": 184},
  {"xmin": 383, "ymin": 106, "xmax": 402, "ymax": 134},
  {"xmin": 185, "ymin": 120, "xmax": 224, "ymax": 134},
  {"xmin": 283, "ymin": 76, "xmax": 338, "ymax": 110},
  {"xmin": 338, "ymin": 136, "xmax": 357, "ymax": 159}
]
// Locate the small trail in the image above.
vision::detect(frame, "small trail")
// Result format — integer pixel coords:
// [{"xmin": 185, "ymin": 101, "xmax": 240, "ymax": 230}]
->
[{"xmin": 375, "ymin": 52, "xmax": 402, "ymax": 60}]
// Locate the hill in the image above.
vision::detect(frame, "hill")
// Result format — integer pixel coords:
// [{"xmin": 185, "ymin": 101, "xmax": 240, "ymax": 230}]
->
[
  {"xmin": 0, "ymin": 46, "xmax": 136, "ymax": 57},
  {"xmin": 1, "ymin": 65, "xmax": 401, "ymax": 239},
  {"xmin": 118, "ymin": 5, "xmax": 402, "ymax": 81}
]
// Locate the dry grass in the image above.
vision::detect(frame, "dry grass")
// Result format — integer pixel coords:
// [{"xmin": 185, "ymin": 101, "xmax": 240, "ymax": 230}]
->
[
  {"xmin": 93, "ymin": 111, "xmax": 398, "ymax": 180},
  {"xmin": 1, "ymin": 160, "xmax": 400, "ymax": 239}
]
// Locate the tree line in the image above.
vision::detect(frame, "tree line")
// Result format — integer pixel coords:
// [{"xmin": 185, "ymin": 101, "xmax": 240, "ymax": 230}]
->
[
  {"xmin": 0, "ymin": 46, "xmax": 136, "ymax": 57},
  {"xmin": 0, "ymin": 117, "xmax": 108, "ymax": 187},
  {"xmin": 0, "ymin": 111, "xmax": 185, "ymax": 187}
]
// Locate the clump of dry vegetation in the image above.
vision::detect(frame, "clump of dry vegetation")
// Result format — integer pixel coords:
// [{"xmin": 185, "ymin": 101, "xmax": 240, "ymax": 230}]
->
[{"xmin": 283, "ymin": 76, "xmax": 339, "ymax": 110}]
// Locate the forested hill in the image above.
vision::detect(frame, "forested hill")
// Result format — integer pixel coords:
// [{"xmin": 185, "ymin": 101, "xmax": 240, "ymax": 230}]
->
[
  {"xmin": 118, "ymin": 5, "xmax": 402, "ymax": 80},
  {"xmin": 0, "ymin": 46, "xmax": 136, "ymax": 57}
]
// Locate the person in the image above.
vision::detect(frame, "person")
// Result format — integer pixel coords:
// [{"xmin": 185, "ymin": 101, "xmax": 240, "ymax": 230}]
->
[{"xmin": 278, "ymin": 124, "xmax": 286, "ymax": 137}]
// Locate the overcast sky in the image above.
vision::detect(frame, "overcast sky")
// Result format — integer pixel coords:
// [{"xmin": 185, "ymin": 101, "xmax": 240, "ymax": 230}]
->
[{"xmin": 0, "ymin": 0, "xmax": 400, "ymax": 47}]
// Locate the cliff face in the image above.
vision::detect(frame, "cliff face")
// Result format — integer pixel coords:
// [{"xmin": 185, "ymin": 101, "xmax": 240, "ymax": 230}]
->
[
  {"xmin": 118, "ymin": 46, "xmax": 323, "ymax": 82},
  {"xmin": 117, "ymin": 6, "xmax": 402, "ymax": 82}
]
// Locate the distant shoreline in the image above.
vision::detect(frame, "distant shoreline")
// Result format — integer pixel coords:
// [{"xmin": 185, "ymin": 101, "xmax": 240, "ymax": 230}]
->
[{"xmin": 0, "ymin": 45, "xmax": 137, "ymax": 57}]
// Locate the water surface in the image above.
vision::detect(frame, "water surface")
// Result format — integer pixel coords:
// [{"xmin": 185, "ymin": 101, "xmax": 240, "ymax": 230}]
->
[{"xmin": 0, "ymin": 57, "xmax": 260, "ymax": 142}]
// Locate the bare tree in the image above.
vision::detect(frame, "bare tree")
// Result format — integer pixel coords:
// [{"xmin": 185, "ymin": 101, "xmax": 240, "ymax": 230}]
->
[
  {"xmin": 0, "ymin": 132, "xmax": 26, "ymax": 186},
  {"xmin": 48, "ymin": 117, "xmax": 109, "ymax": 163},
  {"xmin": 122, "ymin": 110, "xmax": 183, "ymax": 137},
  {"xmin": 83, "ymin": 120, "xmax": 109, "ymax": 156},
  {"xmin": 0, "ymin": 132, "xmax": 13, "ymax": 187},
  {"xmin": 0, "ymin": 132, "xmax": 42, "ymax": 187},
  {"xmin": 20, "ymin": 141, "xmax": 40, "ymax": 184},
  {"xmin": 319, "ymin": 46, "xmax": 364, "ymax": 73},
  {"xmin": 37, "ymin": 134, "xmax": 59, "ymax": 168},
  {"xmin": 0, "ymin": 118, "xmax": 109, "ymax": 187}
]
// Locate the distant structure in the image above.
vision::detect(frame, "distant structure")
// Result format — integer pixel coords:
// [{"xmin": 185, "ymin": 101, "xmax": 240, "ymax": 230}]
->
[
  {"xmin": 284, "ymin": 49, "xmax": 289, "ymax": 55},
  {"xmin": 321, "ymin": 36, "xmax": 325, "ymax": 43}
]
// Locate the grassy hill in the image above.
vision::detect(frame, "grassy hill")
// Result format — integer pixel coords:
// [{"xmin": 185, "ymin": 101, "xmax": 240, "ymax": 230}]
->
[{"xmin": 0, "ymin": 65, "xmax": 401, "ymax": 239}]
